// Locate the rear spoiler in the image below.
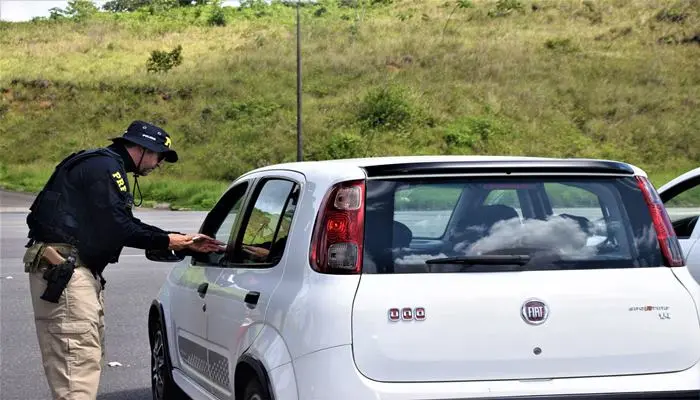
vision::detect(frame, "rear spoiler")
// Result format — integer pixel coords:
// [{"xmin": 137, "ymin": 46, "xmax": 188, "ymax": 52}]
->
[{"xmin": 361, "ymin": 160, "xmax": 636, "ymax": 178}]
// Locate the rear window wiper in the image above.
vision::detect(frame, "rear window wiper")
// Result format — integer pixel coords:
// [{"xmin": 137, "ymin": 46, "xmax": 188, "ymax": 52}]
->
[{"xmin": 425, "ymin": 255, "xmax": 531, "ymax": 266}]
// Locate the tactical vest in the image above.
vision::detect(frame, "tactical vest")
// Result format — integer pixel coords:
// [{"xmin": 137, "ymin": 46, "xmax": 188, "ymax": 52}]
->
[{"xmin": 26, "ymin": 148, "xmax": 124, "ymax": 248}]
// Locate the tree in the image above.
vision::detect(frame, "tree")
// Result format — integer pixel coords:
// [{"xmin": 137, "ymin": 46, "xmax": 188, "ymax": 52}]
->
[
  {"xmin": 102, "ymin": 0, "xmax": 208, "ymax": 12},
  {"xmin": 49, "ymin": 0, "xmax": 98, "ymax": 21},
  {"xmin": 102, "ymin": 0, "xmax": 151, "ymax": 12}
]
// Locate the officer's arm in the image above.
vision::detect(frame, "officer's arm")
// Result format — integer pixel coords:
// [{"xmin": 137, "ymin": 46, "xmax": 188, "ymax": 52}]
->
[
  {"xmin": 129, "ymin": 212, "xmax": 187, "ymax": 237},
  {"xmin": 131, "ymin": 214, "xmax": 170, "ymax": 235},
  {"xmin": 85, "ymin": 162, "xmax": 170, "ymax": 250}
]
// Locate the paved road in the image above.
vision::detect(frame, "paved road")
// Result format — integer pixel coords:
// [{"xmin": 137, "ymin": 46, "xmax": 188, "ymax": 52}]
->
[
  {"xmin": 0, "ymin": 190, "xmax": 37, "ymax": 212},
  {"xmin": 0, "ymin": 203, "xmax": 207, "ymax": 400}
]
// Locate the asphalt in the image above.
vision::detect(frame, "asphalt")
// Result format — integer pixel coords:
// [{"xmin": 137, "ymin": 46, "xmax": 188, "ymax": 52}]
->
[
  {"xmin": 0, "ymin": 190, "xmax": 208, "ymax": 400},
  {"xmin": 0, "ymin": 189, "xmax": 36, "ymax": 212}
]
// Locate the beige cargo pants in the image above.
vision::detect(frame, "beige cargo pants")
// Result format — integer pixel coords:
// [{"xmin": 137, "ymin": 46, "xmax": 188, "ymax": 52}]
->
[{"xmin": 25, "ymin": 244, "xmax": 105, "ymax": 400}]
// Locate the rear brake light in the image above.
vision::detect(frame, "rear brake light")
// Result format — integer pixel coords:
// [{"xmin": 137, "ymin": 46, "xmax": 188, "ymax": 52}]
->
[
  {"xmin": 636, "ymin": 176, "xmax": 685, "ymax": 267},
  {"xmin": 309, "ymin": 180, "xmax": 365, "ymax": 274}
]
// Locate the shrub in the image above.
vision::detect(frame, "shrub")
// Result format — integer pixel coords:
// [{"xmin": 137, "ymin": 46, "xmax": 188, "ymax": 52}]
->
[
  {"xmin": 208, "ymin": 6, "xmax": 227, "ymax": 26},
  {"xmin": 357, "ymin": 85, "xmax": 415, "ymax": 133},
  {"xmin": 324, "ymin": 132, "xmax": 364, "ymax": 159},
  {"xmin": 146, "ymin": 45, "xmax": 183, "ymax": 73},
  {"xmin": 442, "ymin": 115, "xmax": 507, "ymax": 152}
]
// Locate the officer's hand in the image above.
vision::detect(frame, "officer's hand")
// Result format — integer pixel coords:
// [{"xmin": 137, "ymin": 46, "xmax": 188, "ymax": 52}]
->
[
  {"xmin": 168, "ymin": 233, "xmax": 194, "ymax": 251},
  {"xmin": 187, "ymin": 234, "xmax": 227, "ymax": 253}
]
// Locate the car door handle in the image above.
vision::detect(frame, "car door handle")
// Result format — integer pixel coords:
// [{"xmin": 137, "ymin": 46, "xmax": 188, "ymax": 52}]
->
[
  {"xmin": 197, "ymin": 282, "xmax": 209, "ymax": 299},
  {"xmin": 244, "ymin": 291, "xmax": 260, "ymax": 307}
]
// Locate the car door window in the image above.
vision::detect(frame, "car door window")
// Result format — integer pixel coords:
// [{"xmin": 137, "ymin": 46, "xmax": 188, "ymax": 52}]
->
[
  {"xmin": 665, "ymin": 184, "xmax": 700, "ymax": 208},
  {"xmin": 267, "ymin": 185, "xmax": 298, "ymax": 263},
  {"xmin": 664, "ymin": 182, "xmax": 700, "ymax": 239},
  {"xmin": 230, "ymin": 179, "xmax": 299, "ymax": 266},
  {"xmin": 545, "ymin": 182, "xmax": 604, "ymax": 221},
  {"xmin": 192, "ymin": 182, "xmax": 249, "ymax": 266},
  {"xmin": 484, "ymin": 189, "xmax": 522, "ymax": 217},
  {"xmin": 394, "ymin": 184, "xmax": 462, "ymax": 239}
]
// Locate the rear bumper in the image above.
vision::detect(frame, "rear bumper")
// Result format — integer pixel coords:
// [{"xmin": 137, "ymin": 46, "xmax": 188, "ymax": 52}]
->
[
  {"xmin": 289, "ymin": 345, "xmax": 700, "ymax": 400},
  {"xmin": 474, "ymin": 392, "xmax": 700, "ymax": 400}
]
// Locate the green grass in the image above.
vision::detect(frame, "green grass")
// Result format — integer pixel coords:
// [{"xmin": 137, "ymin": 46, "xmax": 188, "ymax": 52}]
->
[
  {"xmin": 0, "ymin": 160, "xmax": 228, "ymax": 209},
  {"xmin": 1, "ymin": 0, "xmax": 699, "ymax": 209}
]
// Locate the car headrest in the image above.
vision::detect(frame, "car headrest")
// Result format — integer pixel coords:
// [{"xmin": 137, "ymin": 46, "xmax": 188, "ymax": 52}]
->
[
  {"xmin": 393, "ymin": 221, "xmax": 413, "ymax": 249},
  {"xmin": 478, "ymin": 205, "xmax": 519, "ymax": 228},
  {"xmin": 459, "ymin": 204, "xmax": 519, "ymax": 235}
]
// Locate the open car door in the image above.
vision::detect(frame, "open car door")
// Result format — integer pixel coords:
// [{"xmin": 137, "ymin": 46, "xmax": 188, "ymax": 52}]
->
[{"xmin": 659, "ymin": 167, "xmax": 700, "ymax": 283}]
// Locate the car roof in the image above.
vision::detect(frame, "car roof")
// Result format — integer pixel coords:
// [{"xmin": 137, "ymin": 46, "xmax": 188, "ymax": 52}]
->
[{"xmin": 241, "ymin": 155, "xmax": 647, "ymax": 180}]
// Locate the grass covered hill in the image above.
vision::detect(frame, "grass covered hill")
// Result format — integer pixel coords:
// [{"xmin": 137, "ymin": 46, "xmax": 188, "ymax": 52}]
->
[{"xmin": 1, "ymin": 0, "xmax": 699, "ymax": 209}]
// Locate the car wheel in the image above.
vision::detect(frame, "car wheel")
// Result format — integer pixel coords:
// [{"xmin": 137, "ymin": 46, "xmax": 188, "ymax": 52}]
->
[
  {"xmin": 151, "ymin": 320, "xmax": 188, "ymax": 400},
  {"xmin": 243, "ymin": 378, "xmax": 270, "ymax": 400}
]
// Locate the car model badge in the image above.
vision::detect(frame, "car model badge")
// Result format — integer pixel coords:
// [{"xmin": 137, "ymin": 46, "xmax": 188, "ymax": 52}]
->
[
  {"xmin": 521, "ymin": 299, "xmax": 549, "ymax": 325},
  {"xmin": 388, "ymin": 307, "xmax": 425, "ymax": 322},
  {"xmin": 388, "ymin": 308, "xmax": 400, "ymax": 321}
]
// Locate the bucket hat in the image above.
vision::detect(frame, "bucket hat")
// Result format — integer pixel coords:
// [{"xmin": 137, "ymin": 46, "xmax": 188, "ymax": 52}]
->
[{"xmin": 110, "ymin": 120, "xmax": 178, "ymax": 163}]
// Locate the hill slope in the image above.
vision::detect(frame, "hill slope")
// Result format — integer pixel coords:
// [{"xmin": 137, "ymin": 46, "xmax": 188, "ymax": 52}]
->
[{"xmin": 1, "ymin": 0, "xmax": 698, "ymax": 209}]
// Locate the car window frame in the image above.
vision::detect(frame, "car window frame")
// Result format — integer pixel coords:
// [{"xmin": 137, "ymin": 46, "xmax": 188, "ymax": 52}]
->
[
  {"xmin": 222, "ymin": 176, "xmax": 301, "ymax": 269},
  {"xmin": 190, "ymin": 180, "xmax": 254, "ymax": 267},
  {"xmin": 661, "ymin": 174, "xmax": 700, "ymax": 239},
  {"xmin": 365, "ymin": 175, "xmax": 662, "ymax": 274},
  {"xmin": 394, "ymin": 182, "xmax": 464, "ymax": 240}
]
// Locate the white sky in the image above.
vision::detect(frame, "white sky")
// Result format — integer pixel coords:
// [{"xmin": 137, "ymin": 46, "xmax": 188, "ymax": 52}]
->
[{"xmin": 0, "ymin": 0, "xmax": 243, "ymax": 22}]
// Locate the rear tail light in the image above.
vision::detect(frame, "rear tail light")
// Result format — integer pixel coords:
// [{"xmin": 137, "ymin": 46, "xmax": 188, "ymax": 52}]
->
[
  {"xmin": 636, "ymin": 176, "xmax": 685, "ymax": 267},
  {"xmin": 310, "ymin": 180, "xmax": 365, "ymax": 274}
]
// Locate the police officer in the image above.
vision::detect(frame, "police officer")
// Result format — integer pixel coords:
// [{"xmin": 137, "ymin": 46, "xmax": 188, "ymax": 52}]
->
[{"xmin": 23, "ymin": 120, "xmax": 224, "ymax": 400}]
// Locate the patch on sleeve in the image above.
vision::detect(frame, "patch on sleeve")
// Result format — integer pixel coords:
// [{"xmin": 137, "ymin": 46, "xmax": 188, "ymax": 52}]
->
[
  {"xmin": 125, "ymin": 193, "xmax": 134, "ymax": 210},
  {"xmin": 112, "ymin": 171, "xmax": 127, "ymax": 192}
]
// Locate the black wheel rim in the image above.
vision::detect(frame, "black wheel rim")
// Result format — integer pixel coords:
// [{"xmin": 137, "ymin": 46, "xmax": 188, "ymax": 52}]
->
[{"xmin": 151, "ymin": 328, "xmax": 166, "ymax": 400}]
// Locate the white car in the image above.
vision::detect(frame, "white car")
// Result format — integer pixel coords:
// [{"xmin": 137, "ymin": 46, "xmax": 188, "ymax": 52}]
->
[{"xmin": 146, "ymin": 156, "xmax": 700, "ymax": 400}]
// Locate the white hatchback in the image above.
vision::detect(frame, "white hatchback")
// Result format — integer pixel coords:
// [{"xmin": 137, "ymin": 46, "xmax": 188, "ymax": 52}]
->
[{"xmin": 146, "ymin": 156, "xmax": 700, "ymax": 400}]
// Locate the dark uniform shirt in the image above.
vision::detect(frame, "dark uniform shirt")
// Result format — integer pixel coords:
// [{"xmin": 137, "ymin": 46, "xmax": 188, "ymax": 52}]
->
[{"xmin": 64, "ymin": 143, "xmax": 170, "ymax": 272}]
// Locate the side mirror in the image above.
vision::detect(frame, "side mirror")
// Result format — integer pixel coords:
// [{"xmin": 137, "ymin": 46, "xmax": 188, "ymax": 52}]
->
[{"xmin": 145, "ymin": 248, "xmax": 186, "ymax": 263}]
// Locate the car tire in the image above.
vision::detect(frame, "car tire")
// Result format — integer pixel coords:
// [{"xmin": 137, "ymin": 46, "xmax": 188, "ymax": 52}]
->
[
  {"xmin": 243, "ymin": 378, "xmax": 270, "ymax": 400},
  {"xmin": 151, "ymin": 319, "xmax": 189, "ymax": 400}
]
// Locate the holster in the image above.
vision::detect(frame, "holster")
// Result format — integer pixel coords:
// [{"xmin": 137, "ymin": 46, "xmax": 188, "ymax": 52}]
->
[
  {"xmin": 31, "ymin": 245, "xmax": 78, "ymax": 304},
  {"xmin": 40, "ymin": 260, "xmax": 76, "ymax": 303},
  {"xmin": 25, "ymin": 243, "xmax": 100, "ymax": 298}
]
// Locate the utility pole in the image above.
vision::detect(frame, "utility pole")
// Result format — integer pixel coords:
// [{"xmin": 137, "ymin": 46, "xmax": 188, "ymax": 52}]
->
[{"xmin": 296, "ymin": 0, "xmax": 303, "ymax": 162}]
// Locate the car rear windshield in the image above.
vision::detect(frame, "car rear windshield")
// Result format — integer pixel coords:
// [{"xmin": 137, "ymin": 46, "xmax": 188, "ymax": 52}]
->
[{"xmin": 362, "ymin": 175, "xmax": 664, "ymax": 273}]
